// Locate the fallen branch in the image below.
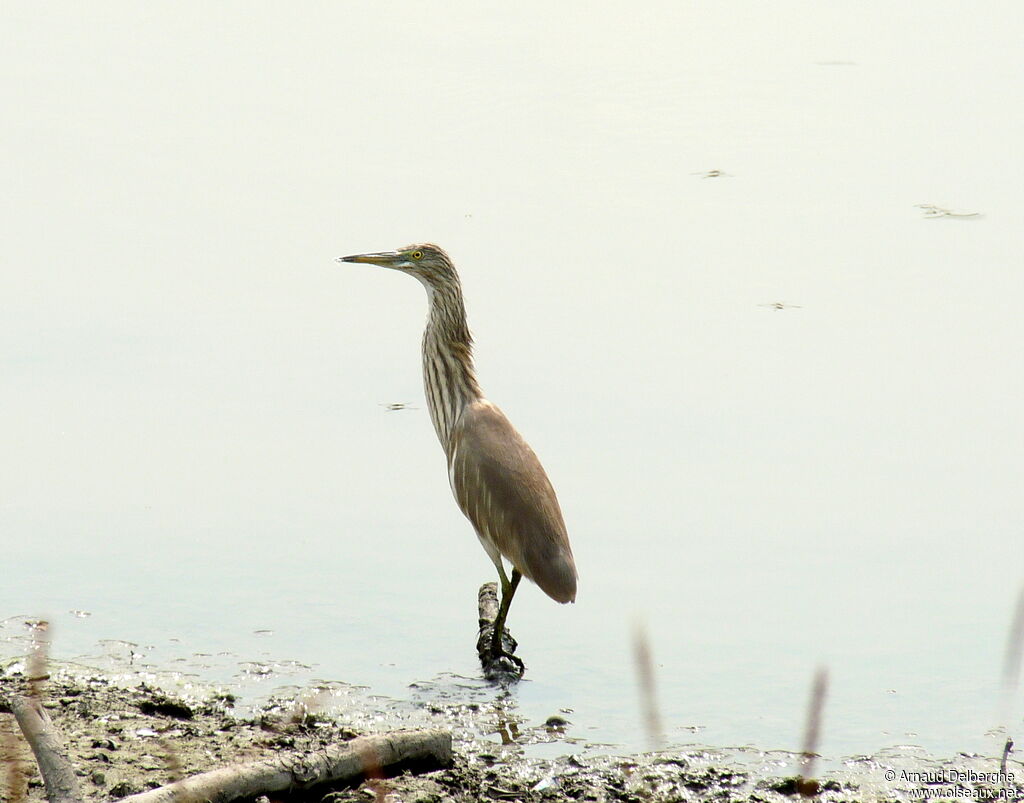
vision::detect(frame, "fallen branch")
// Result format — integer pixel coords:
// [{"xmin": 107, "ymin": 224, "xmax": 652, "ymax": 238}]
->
[
  {"xmin": 120, "ymin": 728, "xmax": 452, "ymax": 803},
  {"xmin": 8, "ymin": 695, "xmax": 83, "ymax": 803}
]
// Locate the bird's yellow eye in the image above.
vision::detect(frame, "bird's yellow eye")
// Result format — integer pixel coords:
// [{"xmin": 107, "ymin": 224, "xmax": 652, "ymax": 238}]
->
[{"xmin": 411, "ymin": 250, "xmax": 424, "ymax": 260}]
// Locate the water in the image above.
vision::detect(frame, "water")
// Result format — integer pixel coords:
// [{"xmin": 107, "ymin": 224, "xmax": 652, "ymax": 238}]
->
[{"xmin": 3, "ymin": 0, "xmax": 1023, "ymax": 761}]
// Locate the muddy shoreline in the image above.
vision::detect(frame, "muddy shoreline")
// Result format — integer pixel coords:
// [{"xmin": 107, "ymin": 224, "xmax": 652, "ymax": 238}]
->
[{"xmin": 1, "ymin": 662, "xmax": 1018, "ymax": 802}]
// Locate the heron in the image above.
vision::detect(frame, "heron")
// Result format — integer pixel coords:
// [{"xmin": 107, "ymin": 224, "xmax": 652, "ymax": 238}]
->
[{"xmin": 338, "ymin": 244, "xmax": 577, "ymax": 673}]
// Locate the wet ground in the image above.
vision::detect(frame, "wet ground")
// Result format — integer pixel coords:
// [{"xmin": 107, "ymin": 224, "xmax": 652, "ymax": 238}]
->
[{"xmin": 1, "ymin": 660, "xmax": 1020, "ymax": 803}]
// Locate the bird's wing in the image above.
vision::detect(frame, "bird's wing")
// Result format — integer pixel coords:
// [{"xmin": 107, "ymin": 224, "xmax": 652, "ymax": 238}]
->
[{"xmin": 448, "ymin": 400, "xmax": 577, "ymax": 603}]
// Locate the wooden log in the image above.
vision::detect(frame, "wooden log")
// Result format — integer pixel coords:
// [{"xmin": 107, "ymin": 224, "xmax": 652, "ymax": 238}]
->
[
  {"xmin": 120, "ymin": 728, "xmax": 452, "ymax": 803},
  {"xmin": 8, "ymin": 695, "xmax": 84, "ymax": 803},
  {"xmin": 476, "ymin": 582, "xmax": 523, "ymax": 680},
  {"xmin": 477, "ymin": 581, "xmax": 500, "ymax": 629}
]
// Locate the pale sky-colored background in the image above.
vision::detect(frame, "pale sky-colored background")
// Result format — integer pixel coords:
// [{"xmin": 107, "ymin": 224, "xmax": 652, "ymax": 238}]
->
[{"xmin": 2, "ymin": 1, "xmax": 1023, "ymax": 757}]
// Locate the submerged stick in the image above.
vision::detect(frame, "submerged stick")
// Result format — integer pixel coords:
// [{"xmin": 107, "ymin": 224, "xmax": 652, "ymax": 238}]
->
[
  {"xmin": 121, "ymin": 728, "xmax": 452, "ymax": 803},
  {"xmin": 8, "ymin": 696, "xmax": 83, "ymax": 803}
]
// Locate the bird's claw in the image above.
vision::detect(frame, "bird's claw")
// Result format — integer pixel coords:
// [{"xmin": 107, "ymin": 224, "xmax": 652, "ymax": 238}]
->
[
  {"xmin": 487, "ymin": 648, "xmax": 525, "ymax": 681},
  {"xmin": 483, "ymin": 645, "xmax": 524, "ymax": 681},
  {"xmin": 477, "ymin": 625, "xmax": 524, "ymax": 681}
]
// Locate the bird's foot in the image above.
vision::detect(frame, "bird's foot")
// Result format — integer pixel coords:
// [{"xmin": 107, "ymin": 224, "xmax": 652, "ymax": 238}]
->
[
  {"xmin": 486, "ymin": 647, "xmax": 525, "ymax": 681},
  {"xmin": 476, "ymin": 625, "xmax": 524, "ymax": 682}
]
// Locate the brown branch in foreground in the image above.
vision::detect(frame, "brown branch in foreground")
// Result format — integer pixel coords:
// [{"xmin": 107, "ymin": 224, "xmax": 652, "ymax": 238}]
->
[
  {"xmin": 2, "ymin": 713, "xmax": 29, "ymax": 803},
  {"xmin": 797, "ymin": 667, "xmax": 829, "ymax": 797},
  {"xmin": 120, "ymin": 728, "xmax": 452, "ymax": 803},
  {"xmin": 632, "ymin": 621, "xmax": 663, "ymax": 750},
  {"xmin": 1002, "ymin": 587, "xmax": 1024, "ymax": 693},
  {"xmin": 8, "ymin": 696, "xmax": 83, "ymax": 803},
  {"xmin": 26, "ymin": 621, "xmax": 51, "ymax": 703}
]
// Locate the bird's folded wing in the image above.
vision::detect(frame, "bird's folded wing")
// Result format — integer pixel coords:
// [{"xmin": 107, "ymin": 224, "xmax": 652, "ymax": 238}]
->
[{"xmin": 448, "ymin": 400, "xmax": 577, "ymax": 603}]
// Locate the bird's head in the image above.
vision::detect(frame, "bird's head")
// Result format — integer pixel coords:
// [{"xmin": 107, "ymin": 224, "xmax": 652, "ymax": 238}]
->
[{"xmin": 338, "ymin": 243, "xmax": 458, "ymax": 292}]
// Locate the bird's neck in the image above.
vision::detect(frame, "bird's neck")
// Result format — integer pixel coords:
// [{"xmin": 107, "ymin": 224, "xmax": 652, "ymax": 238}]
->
[{"xmin": 421, "ymin": 284, "xmax": 483, "ymax": 450}]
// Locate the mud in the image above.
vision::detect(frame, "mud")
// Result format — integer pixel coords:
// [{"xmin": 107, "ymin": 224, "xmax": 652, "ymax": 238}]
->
[{"xmin": 1, "ymin": 662, "xmax": 1019, "ymax": 803}]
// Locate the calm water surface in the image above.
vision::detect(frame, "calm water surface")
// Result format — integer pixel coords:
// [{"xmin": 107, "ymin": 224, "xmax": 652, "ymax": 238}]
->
[{"xmin": 3, "ymin": 0, "xmax": 1023, "ymax": 760}]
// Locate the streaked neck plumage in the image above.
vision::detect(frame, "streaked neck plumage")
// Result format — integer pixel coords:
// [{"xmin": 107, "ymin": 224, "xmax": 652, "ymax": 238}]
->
[{"xmin": 420, "ymin": 280, "xmax": 482, "ymax": 452}]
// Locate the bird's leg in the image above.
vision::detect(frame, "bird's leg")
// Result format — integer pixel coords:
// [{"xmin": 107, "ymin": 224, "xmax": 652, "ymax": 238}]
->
[
  {"xmin": 490, "ymin": 568, "xmax": 522, "ymax": 659},
  {"xmin": 495, "ymin": 560, "xmax": 512, "ymax": 595},
  {"xmin": 476, "ymin": 562, "xmax": 524, "ymax": 680}
]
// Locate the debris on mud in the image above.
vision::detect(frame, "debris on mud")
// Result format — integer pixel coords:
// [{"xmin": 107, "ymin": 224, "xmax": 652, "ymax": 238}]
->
[{"xmin": 1, "ymin": 662, "xmax": 1018, "ymax": 803}]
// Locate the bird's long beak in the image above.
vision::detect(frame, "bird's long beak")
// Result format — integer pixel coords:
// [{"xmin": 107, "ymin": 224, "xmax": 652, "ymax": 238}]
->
[{"xmin": 337, "ymin": 251, "xmax": 403, "ymax": 267}]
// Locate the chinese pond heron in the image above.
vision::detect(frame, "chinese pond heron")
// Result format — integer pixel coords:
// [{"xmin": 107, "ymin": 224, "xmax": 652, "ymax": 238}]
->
[{"xmin": 338, "ymin": 244, "xmax": 577, "ymax": 673}]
